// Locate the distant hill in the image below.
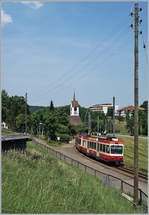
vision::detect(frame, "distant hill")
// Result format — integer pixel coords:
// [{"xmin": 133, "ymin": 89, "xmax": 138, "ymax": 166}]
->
[{"xmin": 29, "ymin": 106, "xmax": 46, "ymax": 112}]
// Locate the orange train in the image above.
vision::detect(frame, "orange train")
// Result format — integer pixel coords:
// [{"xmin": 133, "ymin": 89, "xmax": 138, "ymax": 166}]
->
[{"xmin": 75, "ymin": 134, "xmax": 124, "ymax": 165}]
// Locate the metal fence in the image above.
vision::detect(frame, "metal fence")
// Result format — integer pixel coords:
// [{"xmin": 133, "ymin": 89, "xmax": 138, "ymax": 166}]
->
[{"xmin": 32, "ymin": 139, "xmax": 148, "ymax": 207}]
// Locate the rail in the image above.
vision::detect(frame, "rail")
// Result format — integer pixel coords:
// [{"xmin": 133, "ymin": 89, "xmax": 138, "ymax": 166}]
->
[{"xmin": 32, "ymin": 138, "xmax": 148, "ymax": 207}]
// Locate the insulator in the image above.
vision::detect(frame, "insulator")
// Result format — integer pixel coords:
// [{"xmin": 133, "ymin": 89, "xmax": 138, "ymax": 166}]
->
[
  {"xmin": 130, "ymin": 12, "xmax": 133, "ymax": 16},
  {"xmin": 140, "ymin": 31, "xmax": 142, "ymax": 35},
  {"xmin": 143, "ymin": 44, "xmax": 146, "ymax": 49},
  {"xmin": 140, "ymin": 19, "xmax": 142, "ymax": 23},
  {"xmin": 130, "ymin": 24, "xmax": 133, "ymax": 28},
  {"xmin": 140, "ymin": 8, "xmax": 142, "ymax": 12}
]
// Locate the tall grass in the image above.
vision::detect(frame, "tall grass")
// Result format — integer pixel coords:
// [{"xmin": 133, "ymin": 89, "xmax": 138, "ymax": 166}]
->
[
  {"xmin": 2, "ymin": 142, "xmax": 147, "ymax": 213},
  {"xmin": 118, "ymin": 136, "xmax": 147, "ymax": 172}
]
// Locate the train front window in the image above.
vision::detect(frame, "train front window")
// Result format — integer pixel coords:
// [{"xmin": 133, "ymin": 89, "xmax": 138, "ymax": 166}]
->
[{"xmin": 111, "ymin": 145, "xmax": 123, "ymax": 154}]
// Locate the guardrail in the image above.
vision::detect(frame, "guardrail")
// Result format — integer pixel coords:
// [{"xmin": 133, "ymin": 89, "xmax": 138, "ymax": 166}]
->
[{"xmin": 32, "ymin": 138, "xmax": 148, "ymax": 207}]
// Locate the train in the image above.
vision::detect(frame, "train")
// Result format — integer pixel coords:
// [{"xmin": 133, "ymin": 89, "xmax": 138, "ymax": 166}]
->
[{"xmin": 75, "ymin": 133, "xmax": 124, "ymax": 165}]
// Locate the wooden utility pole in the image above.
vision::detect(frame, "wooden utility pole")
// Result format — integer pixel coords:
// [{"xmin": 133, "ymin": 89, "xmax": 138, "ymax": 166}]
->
[
  {"xmin": 97, "ymin": 115, "xmax": 99, "ymax": 132},
  {"xmin": 25, "ymin": 92, "xmax": 27, "ymax": 135},
  {"xmin": 133, "ymin": 2, "xmax": 139, "ymax": 205},
  {"xmin": 88, "ymin": 112, "xmax": 91, "ymax": 135},
  {"xmin": 113, "ymin": 96, "xmax": 115, "ymax": 137}
]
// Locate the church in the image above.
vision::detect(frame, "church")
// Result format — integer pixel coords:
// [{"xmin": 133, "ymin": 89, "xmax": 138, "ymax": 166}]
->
[{"xmin": 69, "ymin": 92, "xmax": 81, "ymax": 126}]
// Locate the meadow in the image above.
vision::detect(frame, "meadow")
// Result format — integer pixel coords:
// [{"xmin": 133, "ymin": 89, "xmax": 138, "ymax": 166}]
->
[
  {"xmin": 117, "ymin": 135, "xmax": 148, "ymax": 173},
  {"xmin": 2, "ymin": 141, "xmax": 147, "ymax": 213}
]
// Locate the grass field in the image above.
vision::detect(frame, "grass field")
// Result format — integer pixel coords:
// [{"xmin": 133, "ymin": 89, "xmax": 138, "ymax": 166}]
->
[
  {"xmin": 2, "ymin": 142, "xmax": 147, "ymax": 213},
  {"xmin": 117, "ymin": 135, "xmax": 148, "ymax": 173},
  {"xmin": 2, "ymin": 128, "xmax": 17, "ymax": 136}
]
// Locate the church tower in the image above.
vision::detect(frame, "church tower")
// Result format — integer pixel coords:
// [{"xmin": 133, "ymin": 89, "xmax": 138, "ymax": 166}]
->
[
  {"xmin": 69, "ymin": 92, "xmax": 81, "ymax": 125},
  {"xmin": 70, "ymin": 92, "xmax": 79, "ymax": 116}
]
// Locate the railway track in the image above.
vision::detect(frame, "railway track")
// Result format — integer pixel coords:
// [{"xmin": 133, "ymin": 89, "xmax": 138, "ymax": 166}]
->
[
  {"xmin": 117, "ymin": 166, "xmax": 148, "ymax": 181},
  {"xmin": 74, "ymin": 146, "xmax": 148, "ymax": 182}
]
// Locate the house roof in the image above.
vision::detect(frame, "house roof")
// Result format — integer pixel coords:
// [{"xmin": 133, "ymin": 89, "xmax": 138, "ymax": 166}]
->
[{"xmin": 118, "ymin": 105, "xmax": 145, "ymax": 112}]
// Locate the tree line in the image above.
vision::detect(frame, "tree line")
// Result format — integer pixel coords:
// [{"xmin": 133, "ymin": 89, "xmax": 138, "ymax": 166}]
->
[{"xmin": 2, "ymin": 90, "xmax": 148, "ymax": 141}]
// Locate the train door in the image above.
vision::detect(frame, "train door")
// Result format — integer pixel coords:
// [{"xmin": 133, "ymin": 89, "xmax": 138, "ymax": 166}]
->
[
  {"xmin": 96, "ymin": 142, "xmax": 100, "ymax": 157},
  {"xmin": 87, "ymin": 141, "xmax": 90, "ymax": 154}
]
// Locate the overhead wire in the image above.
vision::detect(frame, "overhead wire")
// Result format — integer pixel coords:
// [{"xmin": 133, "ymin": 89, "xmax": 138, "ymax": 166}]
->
[
  {"xmin": 34, "ymin": 24, "xmax": 131, "ymax": 104},
  {"xmin": 34, "ymin": 21, "xmax": 130, "ymax": 102}
]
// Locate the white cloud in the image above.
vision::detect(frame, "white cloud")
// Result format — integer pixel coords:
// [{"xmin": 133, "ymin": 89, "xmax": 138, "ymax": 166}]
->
[
  {"xmin": 1, "ymin": 9, "xmax": 12, "ymax": 26},
  {"xmin": 21, "ymin": 1, "xmax": 44, "ymax": 9}
]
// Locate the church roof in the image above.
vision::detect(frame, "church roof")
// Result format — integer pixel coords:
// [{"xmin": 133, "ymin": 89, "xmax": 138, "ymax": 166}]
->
[
  {"xmin": 71, "ymin": 91, "xmax": 79, "ymax": 107},
  {"xmin": 72, "ymin": 100, "xmax": 79, "ymax": 107}
]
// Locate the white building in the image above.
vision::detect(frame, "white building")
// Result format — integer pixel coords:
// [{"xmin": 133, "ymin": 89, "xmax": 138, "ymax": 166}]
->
[
  {"xmin": 90, "ymin": 103, "xmax": 119, "ymax": 115},
  {"xmin": 1, "ymin": 122, "xmax": 8, "ymax": 129}
]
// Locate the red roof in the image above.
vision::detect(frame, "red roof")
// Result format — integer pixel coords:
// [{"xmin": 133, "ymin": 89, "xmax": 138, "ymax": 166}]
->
[
  {"xmin": 72, "ymin": 100, "xmax": 79, "ymax": 107},
  {"xmin": 118, "ymin": 105, "xmax": 145, "ymax": 112}
]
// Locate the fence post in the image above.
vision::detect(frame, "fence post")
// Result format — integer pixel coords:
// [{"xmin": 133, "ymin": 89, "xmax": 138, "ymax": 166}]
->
[
  {"xmin": 139, "ymin": 189, "xmax": 142, "ymax": 205},
  {"xmin": 121, "ymin": 181, "xmax": 123, "ymax": 193}
]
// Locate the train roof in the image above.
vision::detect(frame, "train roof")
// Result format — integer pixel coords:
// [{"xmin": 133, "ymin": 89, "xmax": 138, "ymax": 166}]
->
[{"xmin": 79, "ymin": 134, "xmax": 124, "ymax": 145}]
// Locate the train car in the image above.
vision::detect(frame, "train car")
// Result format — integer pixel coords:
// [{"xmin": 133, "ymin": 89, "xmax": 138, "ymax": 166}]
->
[{"xmin": 75, "ymin": 134, "xmax": 124, "ymax": 165}]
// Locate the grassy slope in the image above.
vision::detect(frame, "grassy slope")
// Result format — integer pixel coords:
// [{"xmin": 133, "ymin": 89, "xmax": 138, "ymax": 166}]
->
[
  {"xmin": 2, "ymin": 142, "xmax": 146, "ymax": 213},
  {"xmin": 117, "ymin": 136, "xmax": 148, "ymax": 172},
  {"xmin": 2, "ymin": 128, "xmax": 18, "ymax": 136},
  {"xmin": 115, "ymin": 120, "xmax": 128, "ymax": 134}
]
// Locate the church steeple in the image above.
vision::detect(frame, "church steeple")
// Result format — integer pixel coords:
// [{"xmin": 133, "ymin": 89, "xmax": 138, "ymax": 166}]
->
[
  {"xmin": 73, "ymin": 91, "xmax": 76, "ymax": 101},
  {"xmin": 69, "ymin": 92, "xmax": 81, "ymax": 125},
  {"xmin": 70, "ymin": 92, "xmax": 79, "ymax": 116}
]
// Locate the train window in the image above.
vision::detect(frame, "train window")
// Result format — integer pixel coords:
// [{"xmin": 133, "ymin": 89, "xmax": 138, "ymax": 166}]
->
[
  {"xmin": 100, "ymin": 144, "xmax": 103, "ymax": 151},
  {"xmin": 97, "ymin": 143, "xmax": 99, "ymax": 151},
  {"xmin": 106, "ymin": 146, "xmax": 110, "ymax": 153},
  {"xmin": 94, "ymin": 142, "xmax": 96, "ymax": 150},
  {"xmin": 103, "ymin": 145, "xmax": 106, "ymax": 152},
  {"xmin": 111, "ymin": 145, "xmax": 123, "ymax": 154}
]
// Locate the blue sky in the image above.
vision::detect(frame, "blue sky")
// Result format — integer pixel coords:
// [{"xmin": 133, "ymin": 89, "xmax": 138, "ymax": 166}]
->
[{"xmin": 2, "ymin": 1, "xmax": 148, "ymax": 108}]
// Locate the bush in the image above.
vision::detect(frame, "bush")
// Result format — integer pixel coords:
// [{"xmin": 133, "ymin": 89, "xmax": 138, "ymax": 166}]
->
[{"xmin": 56, "ymin": 133, "xmax": 71, "ymax": 143}]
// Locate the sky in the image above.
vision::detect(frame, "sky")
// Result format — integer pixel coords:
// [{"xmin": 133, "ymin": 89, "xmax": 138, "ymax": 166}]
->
[{"xmin": 1, "ymin": 0, "xmax": 148, "ymax": 108}]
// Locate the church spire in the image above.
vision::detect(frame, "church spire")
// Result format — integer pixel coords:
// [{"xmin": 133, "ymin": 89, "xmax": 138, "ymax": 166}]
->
[{"xmin": 73, "ymin": 91, "xmax": 76, "ymax": 101}]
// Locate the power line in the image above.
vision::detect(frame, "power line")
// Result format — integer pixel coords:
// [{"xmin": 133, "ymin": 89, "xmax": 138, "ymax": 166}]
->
[
  {"xmin": 34, "ymin": 21, "xmax": 130, "ymax": 101},
  {"xmin": 34, "ymin": 24, "xmax": 130, "ymax": 103}
]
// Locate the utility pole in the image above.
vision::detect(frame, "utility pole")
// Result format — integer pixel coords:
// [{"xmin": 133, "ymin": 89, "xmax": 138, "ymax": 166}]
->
[
  {"xmin": 25, "ymin": 92, "xmax": 27, "ymax": 135},
  {"xmin": 133, "ymin": 2, "xmax": 139, "ymax": 206},
  {"xmin": 88, "ymin": 112, "xmax": 91, "ymax": 135},
  {"xmin": 97, "ymin": 115, "xmax": 99, "ymax": 132},
  {"xmin": 113, "ymin": 96, "xmax": 115, "ymax": 137}
]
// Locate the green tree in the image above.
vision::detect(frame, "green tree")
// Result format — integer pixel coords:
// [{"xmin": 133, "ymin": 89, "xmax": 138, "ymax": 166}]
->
[
  {"xmin": 45, "ymin": 113, "xmax": 57, "ymax": 140},
  {"xmin": 49, "ymin": 100, "xmax": 54, "ymax": 111}
]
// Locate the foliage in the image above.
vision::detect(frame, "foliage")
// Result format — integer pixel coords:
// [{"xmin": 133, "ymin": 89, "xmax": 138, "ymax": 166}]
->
[
  {"xmin": 49, "ymin": 100, "xmax": 54, "ymax": 111},
  {"xmin": 125, "ymin": 101, "xmax": 148, "ymax": 136},
  {"xmin": 2, "ymin": 142, "xmax": 146, "ymax": 213},
  {"xmin": 117, "ymin": 135, "xmax": 147, "ymax": 172},
  {"xmin": 56, "ymin": 133, "xmax": 71, "ymax": 143},
  {"xmin": 1, "ymin": 90, "xmax": 30, "ymax": 131}
]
